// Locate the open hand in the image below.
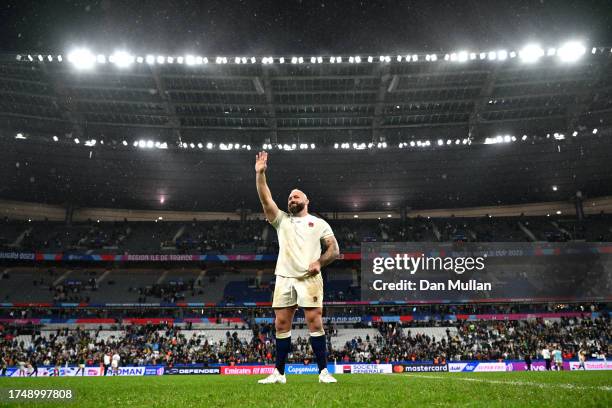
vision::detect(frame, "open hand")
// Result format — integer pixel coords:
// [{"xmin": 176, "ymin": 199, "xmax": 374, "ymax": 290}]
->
[{"xmin": 255, "ymin": 151, "xmax": 268, "ymax": 173}]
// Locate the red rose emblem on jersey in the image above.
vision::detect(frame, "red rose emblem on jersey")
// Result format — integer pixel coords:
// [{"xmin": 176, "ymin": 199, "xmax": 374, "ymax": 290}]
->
[{"xmin": 308, "ymin": 222, "xmax": 314, "ymax": 227}]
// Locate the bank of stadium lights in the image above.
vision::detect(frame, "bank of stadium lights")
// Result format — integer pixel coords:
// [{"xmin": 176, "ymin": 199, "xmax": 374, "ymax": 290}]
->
[
  {"xmin": 11, "ymin": 128, "xmax": 598, "ymax": 152},
  {"xmin": 234, "ymin": 57, "xmax": 257, "ymax": 64},
  {"xmin": 184, "ymin": 55, "xmax": 206, "ymax": 65},
  {"xmin": 398, "ymin": 139, "xmax": 436, "ymax": 149},
  {"xmin": 397, "ymin": 55, "xmax": 419, "ymax": 62},
  {"xmin": 484, "ymin": 135, "xmax": 518, "ymax": 144},
  {"xmin": 174, "ymin": 142, "xmax": 251, "ymax": 151},
  {"xmin": 398, "ymin": 140, "xmax": 433, "ymax": 148},
  {"xmin": 133, "ymin": 139, "xmax": 168, "ymax": 149},
  {"xmin": 44, "ymin": 41, "xmax": 599, "ymax": 70}
]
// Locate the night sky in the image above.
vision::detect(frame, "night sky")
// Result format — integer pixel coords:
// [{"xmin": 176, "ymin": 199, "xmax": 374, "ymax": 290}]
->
[{"xmin": 1, "ymin": 0, "xmax": 611, "ymax": 55}]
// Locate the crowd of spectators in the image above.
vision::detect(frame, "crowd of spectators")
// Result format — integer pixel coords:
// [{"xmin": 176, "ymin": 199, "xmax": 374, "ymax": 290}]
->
[
  {"xmin": 332, "ymin": 317, "xmax": 609, "ymax": 363},
  {"xmin": 0, "ymin": 302, "xmax": 604, "ymax": 321},
  {"xmin": 0, "ymin": 314, "xmax": 608, "ymax": 370}
]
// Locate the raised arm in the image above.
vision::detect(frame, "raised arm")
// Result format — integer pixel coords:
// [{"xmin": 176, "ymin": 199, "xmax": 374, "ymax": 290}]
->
[{"xmin": 255, "ymin": 151, "xmax": 280, "ymax": 222}]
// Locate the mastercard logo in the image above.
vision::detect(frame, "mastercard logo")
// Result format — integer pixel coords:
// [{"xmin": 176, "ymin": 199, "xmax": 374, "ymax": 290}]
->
[{"xmin": 393, "ymin": 365, "xmax": 404, "ymax": 373}]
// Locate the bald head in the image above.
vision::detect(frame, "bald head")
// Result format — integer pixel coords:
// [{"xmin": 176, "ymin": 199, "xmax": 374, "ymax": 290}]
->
[
  {"xmin": 288, "ymin": 189, "xmax": 309, "ymax": 215},
  {"xmin": 290, "ymin": 189, "xmax": 308, "ymax": 200}
]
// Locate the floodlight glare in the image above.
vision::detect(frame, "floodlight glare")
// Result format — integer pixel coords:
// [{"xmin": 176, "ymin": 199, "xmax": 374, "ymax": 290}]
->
[
  {"xmin": 111, "ymin": 51, "xmax": 135, "ymax": 68},
  {"xmin": 67, "ymin": 48, "xmax": 96, "ymax": 70},
  {"xmin": 558, "ymin": 41, "xmax": 586, "ymax": 62},
  {"xmin": 519, "ymin": 44, "xmax": 544, "ymax": 63}
]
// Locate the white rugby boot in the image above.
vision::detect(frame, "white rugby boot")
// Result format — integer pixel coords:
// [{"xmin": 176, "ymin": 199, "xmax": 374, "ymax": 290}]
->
[
  {"xmin": 318, "ymin": 368, "xmax": 337, "ymax": 383},
  {"xmin": 257, "ymin": 368, "xmax": 286, "ymax": 384}
]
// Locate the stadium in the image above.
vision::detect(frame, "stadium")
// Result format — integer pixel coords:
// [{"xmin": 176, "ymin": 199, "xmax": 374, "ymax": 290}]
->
[{"xmin": 0, "ymin": 1, "xmax": 611, "ymax": 407}]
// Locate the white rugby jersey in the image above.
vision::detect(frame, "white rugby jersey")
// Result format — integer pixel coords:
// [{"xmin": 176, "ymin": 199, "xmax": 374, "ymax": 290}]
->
[{"xmin": 270, "ymin": 210, "xmax": 334, "ymax": 278}]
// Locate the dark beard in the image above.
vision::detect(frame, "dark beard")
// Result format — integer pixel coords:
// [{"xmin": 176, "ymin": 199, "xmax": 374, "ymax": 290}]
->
[{"xmin": 288, "ymin": 202, "xmax": 305, "ymax": 214}]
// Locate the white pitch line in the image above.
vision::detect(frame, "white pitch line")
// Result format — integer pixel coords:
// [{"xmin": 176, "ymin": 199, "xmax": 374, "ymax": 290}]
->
[{"xmin": 406, "ymin": 374, "xmax": 612, "ymax": 392}]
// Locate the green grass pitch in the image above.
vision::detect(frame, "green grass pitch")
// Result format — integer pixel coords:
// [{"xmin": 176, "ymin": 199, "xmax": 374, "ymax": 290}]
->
[{"xmin": 1, "ymin": 371, "xmax": 611, "ymax": 407}]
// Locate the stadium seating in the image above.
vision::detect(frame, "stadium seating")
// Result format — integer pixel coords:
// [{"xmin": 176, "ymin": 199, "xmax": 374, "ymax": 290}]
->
[{"xmin": 4, "ymin": 215, "xmax": 612, "ymax": 255}]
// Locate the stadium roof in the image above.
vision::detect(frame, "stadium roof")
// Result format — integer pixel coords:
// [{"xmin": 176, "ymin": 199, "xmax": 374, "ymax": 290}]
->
[
  {"xmin": 1, "ymin": 45, "xmax": 611, "ymax": 212},
  {"xmin": 1, "ymin": 47, "xmax": 611, "ymax": 144}
]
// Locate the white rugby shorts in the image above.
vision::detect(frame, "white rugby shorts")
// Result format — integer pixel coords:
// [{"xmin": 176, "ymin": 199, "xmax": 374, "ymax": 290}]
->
[{"xmin": 272, "ymin": 273, "xmax": 323, "ymax": 308}]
